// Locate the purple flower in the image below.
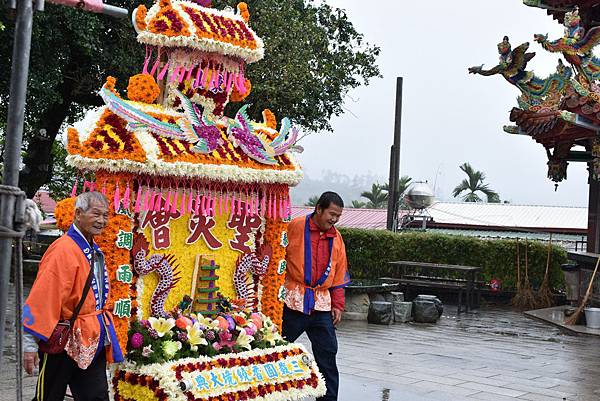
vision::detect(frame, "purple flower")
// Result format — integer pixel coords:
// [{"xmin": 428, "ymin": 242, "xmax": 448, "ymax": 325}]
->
[
  {"xmin": 205, "ymin": 330, "xmax": 216, "ymax": 341},
  {"xmin": 130, "ymin": 332, "xmax": 144, "ymax": 349},
  {"xmin": 140, "ymin": 320, "xmax": 151, "ymax": 329},
  {"xmin": 148, "ymin": 328, "xmax": 159, "ymax": 339},
  {"xmin": 177, "ymin": 331, "xmax": 188, "ymax": 342}
]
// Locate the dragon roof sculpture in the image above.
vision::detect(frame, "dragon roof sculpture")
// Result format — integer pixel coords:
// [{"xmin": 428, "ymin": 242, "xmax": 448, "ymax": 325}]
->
[{"xmin": 470, "ymin": 4, "xmax": 600, "ymax": 184}]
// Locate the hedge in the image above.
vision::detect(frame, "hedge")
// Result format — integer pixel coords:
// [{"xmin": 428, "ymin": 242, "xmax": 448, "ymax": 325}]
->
[{"xmin": 338, "ymin": 228, "xmax": 567, "ymax": 291}]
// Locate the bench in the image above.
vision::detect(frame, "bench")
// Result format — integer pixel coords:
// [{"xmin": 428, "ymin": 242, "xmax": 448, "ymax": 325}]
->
[{"xmin": 384, "ymin": 261, "xmax": 483, "ymax": 314}]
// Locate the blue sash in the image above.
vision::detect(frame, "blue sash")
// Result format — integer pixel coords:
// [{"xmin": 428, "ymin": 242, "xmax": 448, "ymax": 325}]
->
[
  {"xmin": 67, "ymin": 225, "xmax": 124, "ymax": 362},
  {"xmin": 67, "ymin": 225, "xmax": 109, "ymax": 309},
  {"xmin": 303, "ymin": 214, "xmax": 334, "ymax": 314}
]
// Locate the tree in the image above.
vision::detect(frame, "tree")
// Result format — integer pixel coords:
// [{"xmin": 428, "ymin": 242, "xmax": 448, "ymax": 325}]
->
[
  {"xmin": 305, "ymin": 195, "xmax": 319, "ymax": 207},
  {"xmin": 381, "ymin": 175, "xmax": 412, "ymax": 210},
  {"xmin": 351, "ymin": 200, "xmax": 366, "ymax": 208},
  {"xmin": 360, "ymin": 183, "xmax": 387, "ymax": 209},
  {"xmin": 452, "ymin": 163, "xmax": 499, "ymax": 202},
  {"xmin": 0, "ymin": 0, "xmax": 380, "ymax": 198}
]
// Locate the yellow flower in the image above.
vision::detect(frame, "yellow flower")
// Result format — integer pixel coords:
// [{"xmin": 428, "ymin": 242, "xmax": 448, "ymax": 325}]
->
[
  {"xmin": 195, "ymin": 314, "xmax": 221, "ymax": 330},
  {"xmin": 262, "ymin": 324, "xmax": 282, "ymax": 346},
  {"xmin": 186, "ymin": 323, "xmax": 208, "ymax": 347},
  {"xmin": 148, "ymin": 317, "xmax": 175, "ymax": 337},
  {"xmin": 236, "ymin": 328, "xmax": 254, "ymax": 350}
]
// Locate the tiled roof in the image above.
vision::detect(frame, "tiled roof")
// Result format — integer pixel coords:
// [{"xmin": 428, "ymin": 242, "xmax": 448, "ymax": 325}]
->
[{"xmin": 426, "ymin": 202, "xmax": 586, "ymax": 232}]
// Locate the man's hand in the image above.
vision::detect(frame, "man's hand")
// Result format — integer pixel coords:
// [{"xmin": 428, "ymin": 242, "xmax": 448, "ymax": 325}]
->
[
  {"xmin": 331, "ymin": 308, "xmax": 343, "ymax": 325},
  {"xmin": 24, "ymin": 352, "xmax": 39, "ymax": 375}
]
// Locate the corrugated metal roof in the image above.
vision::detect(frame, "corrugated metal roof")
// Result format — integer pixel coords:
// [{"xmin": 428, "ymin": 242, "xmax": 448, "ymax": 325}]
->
[
  {"xmin": 291, "ymin": 201, "xmax": 587, "ymax": 232},
  {"xmin": 290, "ymin": 206, "xmax": 388, "ymax": 230},
  {"xmin": 426, "ymin": 202, "xmax": 587, "ymax": 231}
]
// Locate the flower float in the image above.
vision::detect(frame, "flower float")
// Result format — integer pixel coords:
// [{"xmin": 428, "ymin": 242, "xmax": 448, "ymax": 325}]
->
[{"xmin": 56, "ymin": 0, "xmax": 323, "ymax": 399}]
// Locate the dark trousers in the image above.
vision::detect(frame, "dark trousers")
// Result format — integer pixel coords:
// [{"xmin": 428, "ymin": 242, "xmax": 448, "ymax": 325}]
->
[
  {"xmin": 282, "ymin": 306, "xmax": 339, "ymax": 401},
  {"xmin": 33, "ymin": 350, "xmax": 108, "ymax": 401}
]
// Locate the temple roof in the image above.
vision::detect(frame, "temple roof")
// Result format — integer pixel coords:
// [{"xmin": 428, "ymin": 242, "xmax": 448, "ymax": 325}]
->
[
  {"xmin": 133, "ymin": 0, "xmax": 264, "ymax": 64},
  {"xmin": 524, "ymin": 0, "xmax": 600, "ymax": 25},
  {"xmin": 65, "ymin": 105, "xmax": 302, "ymax": 185}
]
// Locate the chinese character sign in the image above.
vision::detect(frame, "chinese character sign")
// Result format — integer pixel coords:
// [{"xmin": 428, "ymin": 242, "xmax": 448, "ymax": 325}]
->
[
  {"xmin": 116, "ymin": 264, "xmax": 133, "ymax": 283},
  {"xmin": 186, "ymin": 214, "xmax": 223, "ymax": 249},
  {"xmin": 189, "ymin": 354, "xmax": 310, "ymax": 396},
  {"xmin": 140, "ymin": 207, "xmax": 182, "ymax": 250},
  {"xmin": 227, "ymin": 213, "xmax": 262, "ymax": 254},
  {"xmin": 114, "ymin": 298, "xmax": 132, "ymax": 318}
]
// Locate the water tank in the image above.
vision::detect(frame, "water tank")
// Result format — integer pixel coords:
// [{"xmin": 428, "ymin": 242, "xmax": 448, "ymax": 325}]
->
[{"xmin": 404, "ymin": 181, "xmax": 434, "ymax": 210}]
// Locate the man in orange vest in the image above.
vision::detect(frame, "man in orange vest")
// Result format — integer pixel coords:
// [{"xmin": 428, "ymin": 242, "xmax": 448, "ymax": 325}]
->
[
  {"xmin": 22, "ymin": 191, "xmax": 123, "ymax": 401},
  {"xmin": 282, "ymin": 191, "xmax": 350, "ymax": 401}
]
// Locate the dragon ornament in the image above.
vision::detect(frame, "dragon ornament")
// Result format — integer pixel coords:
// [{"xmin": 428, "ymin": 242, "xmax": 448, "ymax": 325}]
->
[
  {"xmin": 469, "ymin": 36, "xmax": 572, "ymax": 111},
  {"xmin": 132, "ymin": 233, "xmax": 181, "ymax": 318},
  {"xmin": 534, "ymin": 6, "xmax": 600, "ymax": 92}
]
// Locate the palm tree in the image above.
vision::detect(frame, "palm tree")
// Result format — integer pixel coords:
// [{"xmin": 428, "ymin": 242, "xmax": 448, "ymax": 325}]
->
[
  {"xmin": 452, "ymin": 163, "xmax": 499, "ymax": 202},
  {"xmin": 305, "ymin": 195, "xmax": 319, "ymax": 207},
  {"xmin": 351, "ymin": 200, "xmax": 366, "ymax": 208},
  {"xmin": 381, "ymin": 175, "xmax": 412, "ymax": 210},
  {"xmin": 360, "ymin": 183, "xmax": 388, "ymax": 209}
]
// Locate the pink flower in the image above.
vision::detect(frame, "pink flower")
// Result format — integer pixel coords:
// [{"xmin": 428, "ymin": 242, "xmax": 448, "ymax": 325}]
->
[{"xmin": 130, "ymin": 332, "xmax": 144, "ymax": 349}]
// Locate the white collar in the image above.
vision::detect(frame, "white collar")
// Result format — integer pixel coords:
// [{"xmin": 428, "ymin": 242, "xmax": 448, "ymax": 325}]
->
[{"xmin": 73, "ymin": 223, "xmax": 93, "ymax": 248}]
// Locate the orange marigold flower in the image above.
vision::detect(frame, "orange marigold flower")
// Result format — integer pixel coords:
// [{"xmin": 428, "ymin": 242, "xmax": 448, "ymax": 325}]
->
[
  {"xmin": 54, "ymin": 197, "xmax": 76, "ymax": 231},
  {"xmin": 262, "ymin": 109, "xmax": 277, "ymax": 129},
  {"xmin": 135, "ymin": 5, "xmax": 148, "ymax": 31},
  {"xmin": 229, "ymin": 79, "xmax": 252, "ymax": 103},
  {"xmin": 127, "ymin": 74, "xmax": 160, "ymax": 104},
  {"xmin": 237, "ymin": 2, "xmax": 250, "ymax": 23}
]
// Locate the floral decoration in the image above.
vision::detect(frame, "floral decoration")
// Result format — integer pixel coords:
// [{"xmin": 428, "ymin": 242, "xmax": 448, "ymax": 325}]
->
[
  {"xmin": 126, "ymin": 309, "xmax": 285, "ymax": 365},
  {"xmin": 54, "ymin": 197, "xmax": 76, "ymax": 232},
  {"xmin": 137, "ymin": 0, "xmax": 265, "ymax": 64},
  {"xmin": 259, "ymin": 211, "xmax": 289, "ymax": 330},
  {"xmin": 229, "ymin": 78, "xmax": 252, "ymax": 102},
  {"xmin": 113, "ymin": 343, "xmax": 326, "ymax": 401},
  {"xmin": 127, "ymin": 73, "xmax": 160, "ymax": 104}
]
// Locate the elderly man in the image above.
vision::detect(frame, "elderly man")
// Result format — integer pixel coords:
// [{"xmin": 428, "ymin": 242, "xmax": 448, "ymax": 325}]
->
[
  {"xmin": 282, "ymin": 191, "xmax": 351, "ymax": 401},
  {"xmin": 22, "ymin": 191, "xmax": 123, "ymax": 401}
]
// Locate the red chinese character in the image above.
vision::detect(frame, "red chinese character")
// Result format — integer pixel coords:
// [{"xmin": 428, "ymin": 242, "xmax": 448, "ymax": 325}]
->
[
  {"xmin": 227, "ymin": 212, "xmax": 262, "ymax": 254},
  {"xmin": 140, "ymin": 206, "xmax": 182, "ymax": 250},
  {"xmin": 186, "ymin": 214, "xmax": 223, "ymax": 249}
]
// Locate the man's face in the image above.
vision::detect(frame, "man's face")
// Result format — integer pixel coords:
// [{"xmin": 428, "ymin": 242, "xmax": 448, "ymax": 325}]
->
[
  {"xmin": 75, "ymin": 201, "xmax": 109, "ymax": 238},
  {"xmin": 314, "ymin": 203, "xmax": 343, "ymax": 232}
]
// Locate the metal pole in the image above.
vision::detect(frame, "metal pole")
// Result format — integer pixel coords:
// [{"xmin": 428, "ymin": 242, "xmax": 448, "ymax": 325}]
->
[
  {"xmin": 386, "ymin": 77, "xmax": 403, "ymax": 231},
  {"xmin": 0, "ymin": 0, "xmax": 34, "ymax": 367}
]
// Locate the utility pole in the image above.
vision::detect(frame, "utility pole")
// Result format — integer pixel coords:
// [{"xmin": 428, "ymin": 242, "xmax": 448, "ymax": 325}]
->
[
  {"xmin": 386, "ymin": 77, "xmax": 403, "ymax": 231},
  {"xmin": 0, "ymin": 0, "xmax": 36, "ymax": 371}
]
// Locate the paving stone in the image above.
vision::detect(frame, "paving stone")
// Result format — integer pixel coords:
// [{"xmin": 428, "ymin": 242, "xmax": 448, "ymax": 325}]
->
[{"xmin": 457, "ymin": 382, "xmax": 528, "ymax": 397}]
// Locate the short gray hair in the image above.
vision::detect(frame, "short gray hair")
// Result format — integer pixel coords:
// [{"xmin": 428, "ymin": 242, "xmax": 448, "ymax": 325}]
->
[{"xmin": 75, "ymin": 191, "xmax": 109, "ymax": 212}]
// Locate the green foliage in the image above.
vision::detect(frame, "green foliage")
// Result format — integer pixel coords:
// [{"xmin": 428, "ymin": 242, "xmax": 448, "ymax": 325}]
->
[
  {"xmin": 452, "ymin": 162, "xmax": 499, "ymax": 203},
  {"xmin": 351, "ymin": 200, "xmax": 366, "ymax": 208},
  {"xmin": 360, "ymin": 183, "xmax": 387, "ymax": 209},
  {"xmin": 305, "ymin": 195, "xmax": 319, "ymax": 207},
  {"xmin": 339, "ymin": 228, "xmax": 566, "ymax": 291},
  {"xmin": 214, "ymin": 0, "xmax": 381, "ymax": 132}
]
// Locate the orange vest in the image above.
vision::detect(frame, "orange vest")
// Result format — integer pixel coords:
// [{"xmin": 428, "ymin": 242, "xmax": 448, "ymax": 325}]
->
[
  {"xmin": 284, "ymin": 215, "xmax": 350, "ymax": 314},
  {"xmin": 23, "ymin": 228, "xmax": 123, "ymax": 368}
]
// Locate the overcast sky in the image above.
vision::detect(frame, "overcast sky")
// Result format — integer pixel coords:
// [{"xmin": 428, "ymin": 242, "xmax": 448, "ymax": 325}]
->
[{"xmin": 294, "ymin": 0, "xmax": 589, "ymax": 207}]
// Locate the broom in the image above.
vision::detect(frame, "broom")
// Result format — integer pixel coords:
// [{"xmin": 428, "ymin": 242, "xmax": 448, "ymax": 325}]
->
[
  {"xmin": 536, "ymin": 233, "xmax": 554, "ymax": 309},
  {"xmin": 511, "ymin": 238, "xmax": 524, "ymax": 307},
  {"xmin": 514, "ymin": 239, "xmax": 536, "ymax": 310},
  {"xmin": 565, "ymin": 256, "xmax": 600, "ymax": 325}
]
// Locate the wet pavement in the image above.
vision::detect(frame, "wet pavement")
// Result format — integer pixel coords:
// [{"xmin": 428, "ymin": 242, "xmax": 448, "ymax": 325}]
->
[{"xmin": 3, "ymin": 285, "xmax": 600, "ymax": 400}]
